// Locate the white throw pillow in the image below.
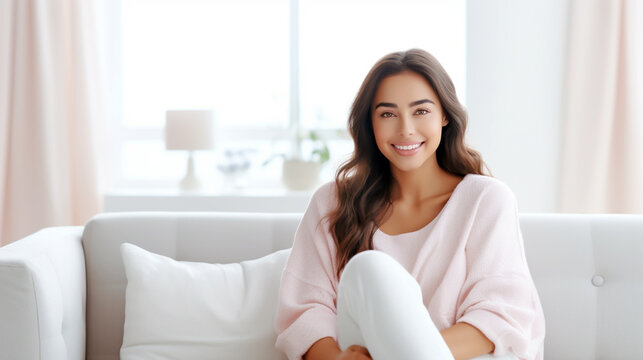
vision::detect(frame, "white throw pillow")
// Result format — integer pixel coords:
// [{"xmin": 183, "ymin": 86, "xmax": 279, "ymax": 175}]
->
[{"xmin": 120, "ymin": 243, "xmax": 289, "ymax": 360}]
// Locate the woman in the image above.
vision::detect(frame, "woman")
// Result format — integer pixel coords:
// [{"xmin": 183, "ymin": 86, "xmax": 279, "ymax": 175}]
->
[{"xmin": 275, "ymin": 49, "xmax": 545, "ymax": 360}]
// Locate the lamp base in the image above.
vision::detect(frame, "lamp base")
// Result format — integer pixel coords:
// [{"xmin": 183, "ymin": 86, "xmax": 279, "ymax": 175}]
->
[
  {"xmin": 180, "ymin": 175, "xmax": 201, "ymax": 191},
  {"xmin": 180, "ymin": 152, "xmax": 202, "ymax": 191}
]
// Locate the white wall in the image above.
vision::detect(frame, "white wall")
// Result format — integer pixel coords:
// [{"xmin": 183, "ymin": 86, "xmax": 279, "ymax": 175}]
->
[{"xmin": 465, "ymin": 0, "xmax": 568, "ymax": 212}]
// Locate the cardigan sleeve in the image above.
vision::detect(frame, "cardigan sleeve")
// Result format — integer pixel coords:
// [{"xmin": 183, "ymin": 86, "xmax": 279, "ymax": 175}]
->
[
  {"xmin": 455, "ymin": 180, "xmax": 545, "ymax": 360},
  {"xmin": 275, "ymin": 183, "xmax": 340, "ymax": 360}
]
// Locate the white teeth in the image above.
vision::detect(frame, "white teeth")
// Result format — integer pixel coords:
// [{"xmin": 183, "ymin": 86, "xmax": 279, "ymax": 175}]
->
[{"xmin": 393, "ymin": 143, "xmax": 421, "ymax": 150}]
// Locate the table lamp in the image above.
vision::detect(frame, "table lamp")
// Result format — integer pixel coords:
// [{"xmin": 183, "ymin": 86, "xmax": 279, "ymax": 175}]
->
[{"xmin": 165, "ymin": 110, "xmax": 214, "ymax": 190}]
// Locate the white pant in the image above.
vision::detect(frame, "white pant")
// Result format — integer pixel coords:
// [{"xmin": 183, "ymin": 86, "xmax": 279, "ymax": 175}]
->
[{"xmin": 336, "ymin": 250, "xmax": 517, "ymax": 360}]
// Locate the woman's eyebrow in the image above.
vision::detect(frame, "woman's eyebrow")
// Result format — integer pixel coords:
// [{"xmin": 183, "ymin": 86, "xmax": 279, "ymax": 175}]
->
[
  {"xmin": 374, "ymin": 102, "xmax": 397, "ymax": 109},
  {"xmin": 374, "ymin": 99, "xmax": 435, "ymax": 109},
  {"xmin": 409, "ymin": 99, "xmax": 435, "ymax": 107}
]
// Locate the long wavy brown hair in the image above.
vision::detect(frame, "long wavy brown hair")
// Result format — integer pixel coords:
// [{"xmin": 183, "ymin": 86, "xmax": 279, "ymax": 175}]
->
[{"xmin": 328, "ymin": 49, "xmax": 487, "ymax": 277}]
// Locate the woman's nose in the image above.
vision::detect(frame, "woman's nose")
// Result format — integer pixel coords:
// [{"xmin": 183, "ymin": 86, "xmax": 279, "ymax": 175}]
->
[{"xmin": 398, "ymin": 115, "xmax": 415, "ymax": 136}]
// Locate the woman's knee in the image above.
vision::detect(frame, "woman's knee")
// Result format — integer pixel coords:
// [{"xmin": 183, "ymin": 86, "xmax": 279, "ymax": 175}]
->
[
  {"xmin": 343, "ymin": 250, "xmax": 393, "ymax": 278},
  {"xmin": 340, "ymin": 250, "xmax": 411, "ymax": 291}
]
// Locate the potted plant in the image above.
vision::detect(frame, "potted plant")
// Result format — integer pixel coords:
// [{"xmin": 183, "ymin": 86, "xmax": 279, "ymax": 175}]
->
[
  {"xmin": 265, "ymin": 130, "xmax": 330, "ymax": 191},
  {"xmin": 281, "ymin": 130, "xmax": 330, "ymax": 191}
]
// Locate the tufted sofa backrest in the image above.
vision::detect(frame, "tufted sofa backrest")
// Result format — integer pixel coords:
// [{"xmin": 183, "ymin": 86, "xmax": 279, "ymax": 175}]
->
[
  {"xmin": 81, "ymin": 212, "xmax": 643, "ymax": 360},
  {"xmin": 520, "ymin": 214, "xmax": 643, "ymax": 359}
]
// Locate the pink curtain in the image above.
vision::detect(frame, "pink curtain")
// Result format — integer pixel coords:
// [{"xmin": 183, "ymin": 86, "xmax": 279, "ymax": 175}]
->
[
  {"xmin": 0, "ymin": 0, "xmax": 106, "ymax": 245},
  {"xmin": 560, "ymin": 0, "xmax": 643, "ymax": 213}
]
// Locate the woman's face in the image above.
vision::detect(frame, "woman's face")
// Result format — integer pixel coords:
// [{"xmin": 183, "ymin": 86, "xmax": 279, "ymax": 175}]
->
[{"xmin": 371, "ymin": 70, "xmax": 447, "ymax": 175}]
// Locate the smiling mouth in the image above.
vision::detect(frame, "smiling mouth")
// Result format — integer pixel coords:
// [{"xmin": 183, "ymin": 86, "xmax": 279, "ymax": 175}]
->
[{"xmin": 392, "ymin": 142, "xmax": 424, "ymax": 151}]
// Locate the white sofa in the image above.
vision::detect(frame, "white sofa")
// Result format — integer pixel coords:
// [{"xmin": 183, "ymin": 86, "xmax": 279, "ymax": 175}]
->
[{"xmin": 1, "ymin": 212, "xmax": 642, "ymax": 359}]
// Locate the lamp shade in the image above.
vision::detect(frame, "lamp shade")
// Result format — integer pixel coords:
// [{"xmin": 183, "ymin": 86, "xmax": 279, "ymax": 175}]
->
[{"xmin": 165, "ymin": 110, "xmax": 214, "ymax": 150}]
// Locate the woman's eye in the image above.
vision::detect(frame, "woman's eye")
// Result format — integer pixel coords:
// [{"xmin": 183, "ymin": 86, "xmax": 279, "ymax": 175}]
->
[
  {"xmin": 381, "ymin": 112, "xmax": 395, "ymax": 118},
  {"xmin": 416, "ymin": 109, "xmax": 429, "ymax": 115}
]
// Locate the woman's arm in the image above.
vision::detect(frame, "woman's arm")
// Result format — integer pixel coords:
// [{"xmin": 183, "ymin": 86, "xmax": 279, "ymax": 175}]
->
[
  {"xmin": 274, "ymin": 184, "xmax": 346, "ymax": 359},
  {"xmin": 304, "ymin": 337, "xmax": 372, "ymax": 360},
  {"xmin": 441, "ymin": 322, "xmax": 494, "ymax": 360},
  {"xmin": 452, "ymin": 179, "xmax": 545, "ymax": 358}
]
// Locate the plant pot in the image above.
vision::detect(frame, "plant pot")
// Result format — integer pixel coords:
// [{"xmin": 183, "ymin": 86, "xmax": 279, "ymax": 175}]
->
[{"xmin": 282, "ymin": 159, "xmax": 322, "ymax": 191}]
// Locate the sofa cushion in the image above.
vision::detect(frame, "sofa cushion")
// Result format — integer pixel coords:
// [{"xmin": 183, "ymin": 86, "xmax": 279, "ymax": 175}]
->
[
  {"xmin": 82, "ymin": 212, "xmax": 301, "ymax": 358},
  {"xmin": 120, "ymin": 243, "xmax": 289, "ymax": 360}
]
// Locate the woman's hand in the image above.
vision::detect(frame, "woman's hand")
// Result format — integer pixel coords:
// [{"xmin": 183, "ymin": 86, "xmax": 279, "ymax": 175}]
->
[
  {"xmin": 337, "ymin": 345, "xmax": 372, "ymax": 359},
  {"xmin": 304, "ymin": 337, "xmax": 372, "ymax": 360}
]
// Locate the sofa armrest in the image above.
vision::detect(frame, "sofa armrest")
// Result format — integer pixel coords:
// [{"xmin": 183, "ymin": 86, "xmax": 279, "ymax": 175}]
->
[{"xmin": 0, "ymin": 226, "xmax": 85, "ymax": 360}]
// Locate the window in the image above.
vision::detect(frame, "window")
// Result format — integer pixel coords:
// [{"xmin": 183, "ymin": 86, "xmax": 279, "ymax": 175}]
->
[
  {"xmin": 114, "ymin": 0, "xmax": 465, "ymax": 190},
  {"xmin": 299, "ymin": 0, "xmax": 466, "ymax": 130}
]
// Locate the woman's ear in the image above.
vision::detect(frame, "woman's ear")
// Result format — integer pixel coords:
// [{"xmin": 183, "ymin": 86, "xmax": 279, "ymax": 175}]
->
[{"xmin": 442, "ymin": 116, "xmax": 448, "ymax": 127}]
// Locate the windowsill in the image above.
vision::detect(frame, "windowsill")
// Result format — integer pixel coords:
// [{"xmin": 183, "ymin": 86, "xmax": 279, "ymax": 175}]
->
[{"xmin": 103, "ymin": 186, "xmax": 314, "ymax": 213}]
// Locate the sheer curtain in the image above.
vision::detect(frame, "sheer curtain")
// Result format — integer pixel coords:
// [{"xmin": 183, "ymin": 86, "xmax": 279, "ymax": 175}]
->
[
  {"xmin": 560, "ymin": 0, "xmax": 643, "ymax": 213},
  {"xmin": 0, "ymin": 0, "xmax": 108, "ymax": 245}
]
